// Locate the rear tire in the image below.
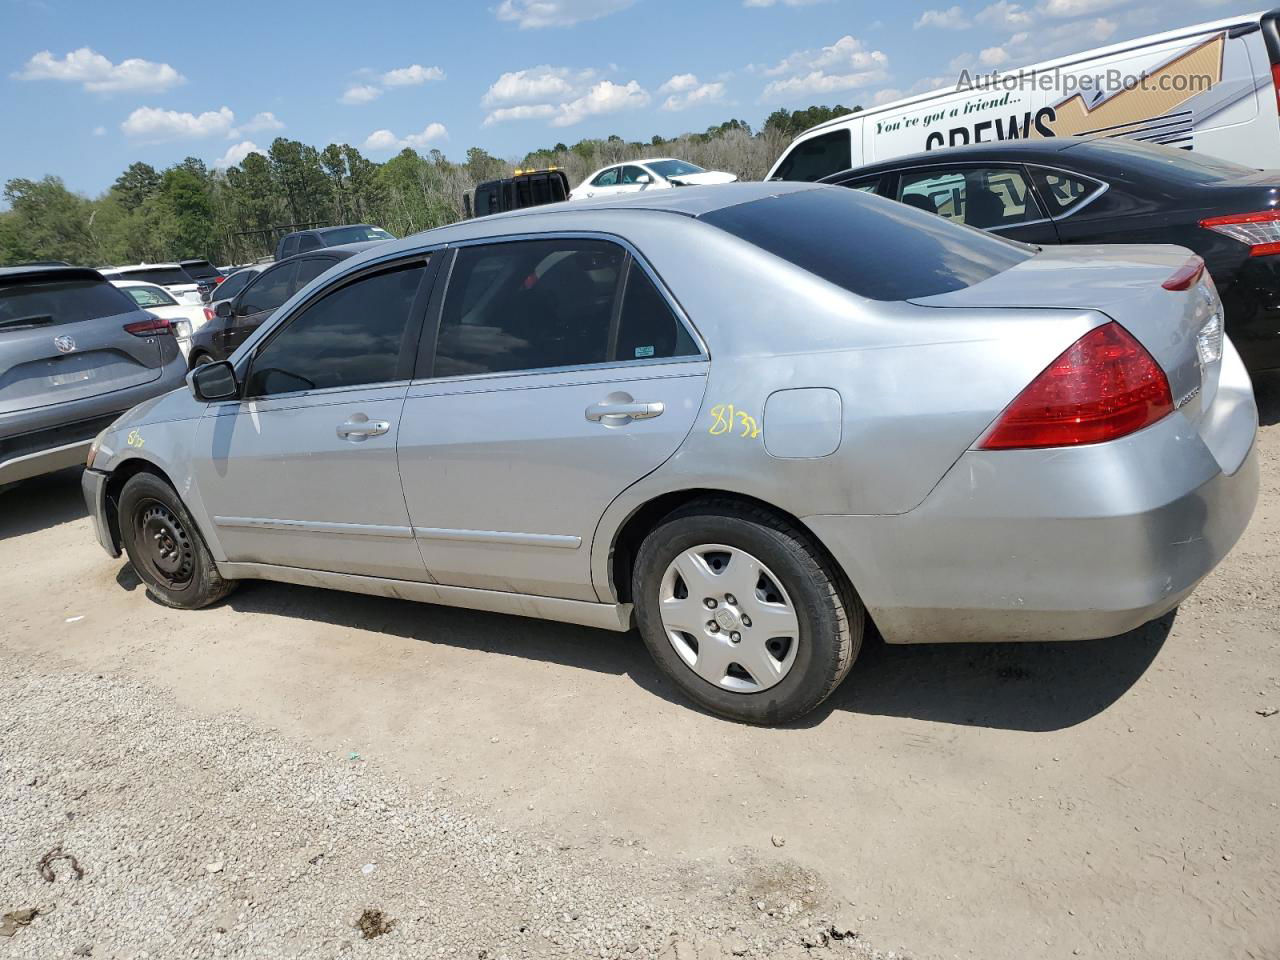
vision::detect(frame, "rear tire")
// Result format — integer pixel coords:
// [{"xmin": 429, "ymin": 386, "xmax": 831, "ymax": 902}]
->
[
  {"xmin": 118, "ymin": 472, "xmax": 234, "ymax": 609},
  {"xmin": 633, "ymin": 499, "xmax": 862, "ymax": 725}
]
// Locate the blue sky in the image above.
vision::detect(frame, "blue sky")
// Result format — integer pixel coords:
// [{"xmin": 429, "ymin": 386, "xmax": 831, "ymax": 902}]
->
[{"xmin": 0, "ymin": 0, "xmax": 1255, "ymax": 194}]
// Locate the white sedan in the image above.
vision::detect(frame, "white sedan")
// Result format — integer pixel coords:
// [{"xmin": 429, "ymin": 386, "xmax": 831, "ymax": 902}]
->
[
  {"xmin": 110, "ymin": 280, "xmax": 207, "ymax": 358},
  {"xmin": 569, "ymin": 158, "xmax": 737, "ymax": 201}
]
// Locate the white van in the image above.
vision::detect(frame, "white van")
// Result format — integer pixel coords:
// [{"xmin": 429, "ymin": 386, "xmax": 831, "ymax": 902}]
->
[{"xmin": 767, "ymin": 9, "xmax": 1280, "ymax": 180}]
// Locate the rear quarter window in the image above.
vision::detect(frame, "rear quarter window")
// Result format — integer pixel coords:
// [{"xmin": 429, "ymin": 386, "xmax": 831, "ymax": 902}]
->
[{"xmin": 700, "ymin": 187, "xmax": 1034, "ymax": 302}]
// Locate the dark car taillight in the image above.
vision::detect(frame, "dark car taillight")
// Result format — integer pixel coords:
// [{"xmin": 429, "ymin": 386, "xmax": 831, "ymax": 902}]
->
[
  {"xmin": 979, "ymin": 322, "xmax": 1173, "ymax": 450},
  {"xmin": 123, "ymin": 313, "xmax": 172, "ymax": 337},
  {"xmin": 1199, "ymin": 210, "xmax": 1280, "ymax": 257}
]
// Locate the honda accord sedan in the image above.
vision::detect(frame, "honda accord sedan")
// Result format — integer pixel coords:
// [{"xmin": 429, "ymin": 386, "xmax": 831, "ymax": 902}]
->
[{"xmin": 81, "ymin": 183, "xmax": 1259, "ymax": 724}]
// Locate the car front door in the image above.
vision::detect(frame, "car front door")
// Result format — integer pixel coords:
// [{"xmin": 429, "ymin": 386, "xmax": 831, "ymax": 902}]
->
[
  {"xmin": 580, "ymin": 166, "xmax": 621, "ymax": 200},
  {"xmin": 191, "ymin": 255, "xmax": 437, "ymax": 580},
  {"xmin": 897, "ymin": 164, "xmax": 1060, "ymax": 245},
  {"xmin": 397, "ymin": 237, "xmax": 708, "ymax": 602},
  {"xmin": 222, "ymin": 260, "xmax": 298, "ymax": 358}
]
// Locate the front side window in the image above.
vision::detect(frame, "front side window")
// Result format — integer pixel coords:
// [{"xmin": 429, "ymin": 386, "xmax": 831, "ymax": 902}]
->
[
  {"xmin": 646, "ymin": 159, "xmax": 704, "ymax": 180},
  {"xmin": 240, "ymin": 262, "xmax": 298, "ymax": 315},
  {"xmin": 124, "ymin": 285, "xmax": 178, "ymax": 308},
  {"xmin": 297, "ymin": 234, "xmax": 323, "ymax": 253},
  {"xmin": 280, "ymin": 235, "xmax": 300, "ymax": 258},
  {"xmin": 772, "ymin": 130, "xmax": 852, "ymax": 182},
  {"xmin": 621, "ymin": 165, "xmax": 648, "ymax": 185},
  {"xmin": 294, "ymin": 257, "xmax": 336, "ymax": 289},
  {"xmin": 898, "ymin": 166, "xmax": 1043, "ymax": 230},
  {"xmin": 1029, "ymin": 167, "xmax": 1104, "ymax": 217},
  {"xmin": 591, "ymin": 167, "xmax": 620, "ymax": 187},
  {"xmin": 214, "ymin": 269, "xmax": 255, "ymax": 301},
  {"xmin": 434, "ymin": 239, "xmax": 623, "ymax": 378},
  {"xmin": 247, "ymin": 261, "xmax": 427, "ymax": 397}
]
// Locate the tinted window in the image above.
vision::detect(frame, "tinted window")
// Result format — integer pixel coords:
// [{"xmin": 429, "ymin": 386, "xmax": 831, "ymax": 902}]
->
[
  {"xmin": 297, "ymin": 233, "xmax": 323, "ymax": 253},
  {"xmin": 592, "ymin": 168, "xmax": 620, "ymax": 187},
  {"xmin": 702, "ymin": 187, "xmax": 1034, "ymax": 302},
  {"xmin": 621, "ymin": 165, "xmax": 648, "ymax": 185},
  {"xmin": 181, "ymin": 260, "xmax": 220, "ymax": 280},
  {"xmin": 213, "ymin": 269, "xmax": 255, "ymax": 301},
  {"xmin": 646, "ymin": 159, "xmax": 704, "ymax": 179},
  {"xmin": 317, "ymin": 225, "xmax": 395, "ymax": 245},
  {"xmin": 773, "ymin": 130, "xmax": 852, "ymax": 182},
  {"xmin": 434, "ymin": 239, "xmax": 623, "ymax": 378},
  {"xmin": 113, "ymin": 267, "xmax": 192, "ymax": 286},
  {"xmin": 280, "ymin": 235, "xmax": 300, "ymax": 258},
  {"xmin": 837, "ymin": 175, "xmax": 883, "ymax": 194},
  {"xmin": 0, "ymin": 278, "xmax": 136, "ymax": 330},
  {"xmin": 616, "ymin": 262, "xmax": 698, "ymax": 361},
  {"xmin": 898, "ymin": 166, "xmax": 1043, "ymax": 230},
  {"xmin": 1029, "ymin": 167, "xmax": 1103, "ymax": 217},
  {"xmin": 247, "ymin": 262, "xmax": 426, "ymax": 397},
  {"xmin": 240, "ymin": 262, "xmax": 297, "ymax": 315},
  {"xmin": 1076, "ymin": 138, "xmax": 1255, "ymax": 183},
  {"xmin": 294, "ymin": 257, "xmax": 336, "ymax": 288},
  {"xmin": 123, "ymin": 285, "xmax": 178, "ymax": 307}
]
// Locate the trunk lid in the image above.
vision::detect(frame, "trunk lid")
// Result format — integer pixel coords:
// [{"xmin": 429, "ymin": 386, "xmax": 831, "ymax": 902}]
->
[
  {"xmin": 0, "ymin": 271, "xmax": 165, "ymax": 416},
  {"xmin": 908, "ymin": 244, "xmax": 1221, "ymax": 428}
]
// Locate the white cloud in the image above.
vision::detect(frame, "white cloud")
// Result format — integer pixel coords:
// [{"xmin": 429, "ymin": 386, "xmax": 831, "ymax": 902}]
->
[
  {"xmin": 482, "ymin": 65, "xmax": 597, "ymax": 106},
  {"xmin": 340, "ymin": 83, "xmax": 382, "ymax": 104},
  {"xmin": 381, "ymin": 63, "xmax": 444, "ymax": 86},
  {"xmin": 215, "ymin": 140, "xmax": 264, "ymax": 168},
  {"xmin": 761, "ymin": 35, "xmax": 889, "ymax": 99},
  {"xmin": 1039, "ymin": 0, "xmax": 1124, "ymax": 16},
  {"xmin": 483, "ymin": 104, "xmax": 559, "ymax": 125},
  {"xmin": 915, "ymin": 6, "xmax": 971, "ymax": 28},
  {"xmin": 17, "ymin": 47, "xmax": 183, "ymax": 93},
  {"xmin": 238, "ymin": 111, "xmax": 284, "ymax": 133},
  {"xmin": 121, "ymin": 105, "xmax": 235, "ymax": 141},
  {"xmin": 976, "ymin": 1, "xmax": 1036, "ymax": 30},
  {"xmin": 980, "ymin": 44, "xmax": 1013, "ymax": 66},
  {"xmin": 659, "ymin": 74, "xmax": 726, "ymax": 111},
  {"xmin": 91, "ymin": 125, "xmax": 106, "ymax": 136},
  {"xmin": 495, "ymin": 0, "xmax": 634, "ymax": 28},
  {"xmin": 552, "ymin": 79, "xmax": 649, "ymax": 126},
  {"xmin": 361, "ymin": 122, "xmax": 448, "ymax": 152},
  {"xmin": 871, "ymin": 88, "xmax": 903, "ymax": 105}
]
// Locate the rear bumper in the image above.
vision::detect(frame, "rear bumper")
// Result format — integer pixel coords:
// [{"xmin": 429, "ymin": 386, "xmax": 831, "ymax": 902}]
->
[
  {"xmin": 82, "ymin": 467, "xmax": 120, "ymax": 557},
  {"xmin": 805, "ymin": 353, "xmax": 1260, "ymax": 644}
]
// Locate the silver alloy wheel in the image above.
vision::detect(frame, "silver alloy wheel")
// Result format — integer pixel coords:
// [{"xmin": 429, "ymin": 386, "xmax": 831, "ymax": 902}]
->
[{"xmin": 658, "ymin": 543, "xmax": 801, "ymax": 693}]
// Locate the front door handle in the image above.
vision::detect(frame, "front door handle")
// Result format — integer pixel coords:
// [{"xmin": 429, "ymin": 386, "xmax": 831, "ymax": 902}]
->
[
  {"xmin": 337, "ymin": 414, "xmax": 391, "ymax": 442},
  {"xmin": 585, "ymin": 395, "xmax": 665, "ymax": 425}
]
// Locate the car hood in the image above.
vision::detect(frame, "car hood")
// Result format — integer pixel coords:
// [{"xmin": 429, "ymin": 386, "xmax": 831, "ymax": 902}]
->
[{"xmin": 669, "ymin": 170, "xmax": 738, "ymax": 186}]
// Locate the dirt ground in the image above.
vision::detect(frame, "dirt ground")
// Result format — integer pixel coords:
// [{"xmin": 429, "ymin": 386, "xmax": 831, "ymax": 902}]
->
[{"xmin": 2, "ymin": 373, "xmax": 1277, "ymax": 960}]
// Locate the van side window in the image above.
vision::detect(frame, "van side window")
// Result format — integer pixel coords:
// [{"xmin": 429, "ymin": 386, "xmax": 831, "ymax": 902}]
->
[
  {"xmin": 898, "ymin": 166, "xmax": 1043, "ymax": 230},
  {"xmin": 1029, "ymin": 167, "xmax": 1105, "ymax": 217},
  {"xmin": 773, "ymin": 130, "xmax": 852, "ymax": 182}
]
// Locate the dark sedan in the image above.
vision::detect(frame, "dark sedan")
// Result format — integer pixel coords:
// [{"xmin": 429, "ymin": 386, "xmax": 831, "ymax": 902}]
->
[
  {"xmin": 187, "ymin": 243, "xmax": 382, "ymax": 368},
  {"xmin": 821, "ymin": 137, "xmax": 1280, "ymax": 372}
]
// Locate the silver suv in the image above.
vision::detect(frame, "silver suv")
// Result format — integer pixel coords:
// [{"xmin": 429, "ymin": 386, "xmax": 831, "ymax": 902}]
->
[{"xmin": 0, "ymin": 265, "xmax": 186, "ymax": 488}]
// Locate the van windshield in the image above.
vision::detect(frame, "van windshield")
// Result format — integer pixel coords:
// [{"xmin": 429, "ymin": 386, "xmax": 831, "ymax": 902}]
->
[{"xmin": 701, "ymin": 187, "xmax": 1033, "ymax": 301}]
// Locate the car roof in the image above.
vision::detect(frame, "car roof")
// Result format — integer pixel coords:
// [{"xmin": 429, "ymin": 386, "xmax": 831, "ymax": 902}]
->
[
  {"xmin": 823, "ymin": 137, "xmax": 1085, "ymax": 180},
  {"xmin": 0, "ymin": 264, "xmax": 107, "ymax": 284},
  {"xmin": 100, "ymin": 263, "xmax": 185, "ymax": 272},
  {"xmin": 274, "ymin": 240, "xmax": 386, "ymax": 264}
]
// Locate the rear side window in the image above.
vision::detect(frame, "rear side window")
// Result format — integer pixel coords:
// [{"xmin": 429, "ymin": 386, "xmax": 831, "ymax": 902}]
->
[
  {"xmin": 616, "ymin": 262, "xmax": 698, "ymax": 362},
  {"xmin": 701, "ymin": 187, "xmax": 1034, "ymax": 302},
  {"xmin": 898, "ymin": 166, "xmax": 1043, "ymax": 230},
  {"xmin": 1029, "ymin": 167, "xmax": 1104, "ymax": 217},
  {"xmin": 773, "ymin": 130, "xmax": 852, "ymax": 182},
  {"xmin": 434, "ymin": 239, "xmax": 623, "ymax": 378},
  {"xmin": 247, "ymin": 262, "xmax": 427, "ymax": 397},
  {"xmin": 280, "ymin": 235, "xmax": 300, "ymax": 258},
  {"xmin": 0, "ymin": 279, "xmax": 136, "ymax": 330},
  {"xmin": 297, "ymin": 234, "xmax": 323, "ymax": 253}
]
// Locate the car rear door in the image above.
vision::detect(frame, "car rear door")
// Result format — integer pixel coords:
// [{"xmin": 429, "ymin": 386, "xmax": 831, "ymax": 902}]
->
[
  {"xmin": 397, "ymin": 237, "xmax": 708, "ymax": 602},
  {"xmin": 191, "ymin": 255, "xmax": 438, "ymax": 580},
  {"xmin": 0, "ymin": 272, "xmax": 163, "ymax": 417}
]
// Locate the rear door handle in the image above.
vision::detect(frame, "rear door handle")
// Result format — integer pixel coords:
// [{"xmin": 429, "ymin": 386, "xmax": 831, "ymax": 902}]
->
[
  {"xmin": 337, "ymin": 414, "xmax": 391, "ymax": 441},
  {"xmin": 585, "ymin": 398, "xmax": 665, "ymax": 424}
]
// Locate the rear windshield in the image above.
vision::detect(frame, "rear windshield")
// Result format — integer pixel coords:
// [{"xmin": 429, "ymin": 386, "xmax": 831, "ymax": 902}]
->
[
  {"xmin": 180, "ymin": 260, "xmax": 220, "ymax": 280},
  {"xmin": 114, "ymin": 267, "xmax": 193, "ymax": 286},
  {"xmin": 1074, "ymin": 138, "xmax": 1258, "ymax": 183},
  {"xmin": 0, "ymin": 278, "xmax": 136, "ymax": 330},
  {"xmin": 123, "ymin": 285, "xmax": 179, "ymax": 307},
  {"xmin": 318, "ymin": 225, "xmax": 395, "ymax": 245},
  {"xmin": 701, "ymin": 187, "xmax": 1033, "ymax": 301}
]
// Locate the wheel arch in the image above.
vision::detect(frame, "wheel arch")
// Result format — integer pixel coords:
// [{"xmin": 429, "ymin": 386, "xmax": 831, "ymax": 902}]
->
[
  {"xmin": 604, "ymin": 487, "xmax": 858, "ymax": 608},
  {"xmin": 102, "ymin": 458, "xmax": 180, "ymax": 555}
]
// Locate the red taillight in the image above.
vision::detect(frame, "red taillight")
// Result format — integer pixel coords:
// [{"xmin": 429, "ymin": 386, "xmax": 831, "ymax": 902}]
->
[
  {"xmin": 979, "ymin": 322, "xmax": 1173, "ymax": 450},
  {"xmin": 1162, "ymin": 254, "xmax": 1205, "ymax": 291},
  {"xmin": 1272, "ymin": 63, "xmax": 1280, "ymax": 113},
  {"xmin": 1199, "ymin": 210, "xmax": 1280, "ymax": 257},
  {"xmin": 123, "ymin": 313, "xmax": 172, "ymax": 337}
]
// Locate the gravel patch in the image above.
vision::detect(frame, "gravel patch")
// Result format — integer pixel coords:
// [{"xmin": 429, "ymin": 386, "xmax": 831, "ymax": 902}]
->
[{"xmin": 0, "ymin": 651, "xmax": 900, "ymax": 960}]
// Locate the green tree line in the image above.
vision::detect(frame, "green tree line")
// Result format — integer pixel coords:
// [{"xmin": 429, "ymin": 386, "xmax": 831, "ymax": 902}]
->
[{"xmin": 0, "ymin": 104, "xmax": 856, "ymax": 268}]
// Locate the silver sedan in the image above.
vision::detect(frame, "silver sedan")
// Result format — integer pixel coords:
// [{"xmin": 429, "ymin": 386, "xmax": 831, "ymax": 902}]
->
[{"xmin": 82, "ymin": 183, "xmax": 1260, "ymax": 724}]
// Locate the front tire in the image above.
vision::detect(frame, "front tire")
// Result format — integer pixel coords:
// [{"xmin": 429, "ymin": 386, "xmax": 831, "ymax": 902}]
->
[
  {"xmin": 633, "ymin": 500, "xmax": 863, "ymax": 725},
  {"xmin": 118, "ymin": 472, "xmax": 234, "ymax": 609}
]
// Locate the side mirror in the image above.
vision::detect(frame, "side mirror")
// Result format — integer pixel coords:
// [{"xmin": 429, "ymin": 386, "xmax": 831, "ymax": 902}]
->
[
  {"xmin": 188, "ymin": 360, "xmax": 239, "ymax": 402},
  {"xmin": 636, "ymin": 174, "xmax": 652, "ymax": 184},
  {"xmin": 214, "ymin": 300, "xmax": 233, "ymax": 319}
]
